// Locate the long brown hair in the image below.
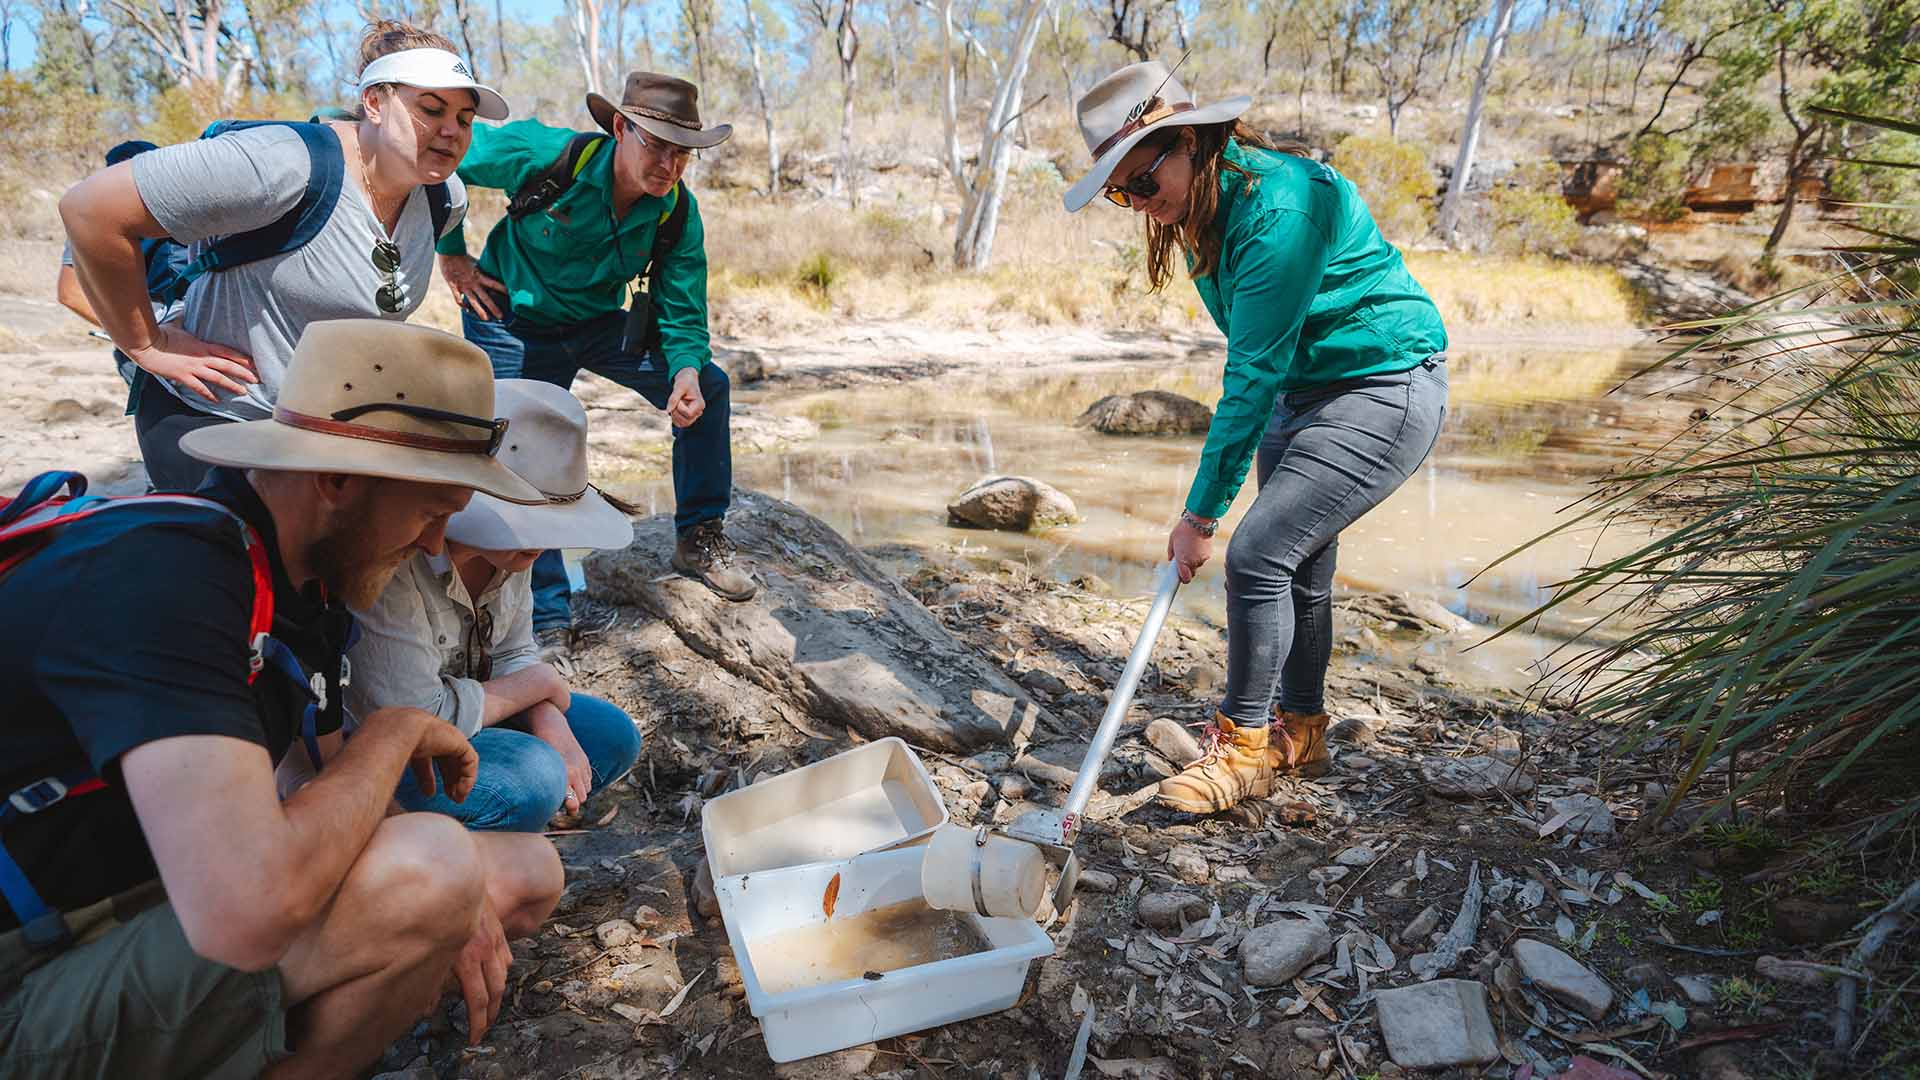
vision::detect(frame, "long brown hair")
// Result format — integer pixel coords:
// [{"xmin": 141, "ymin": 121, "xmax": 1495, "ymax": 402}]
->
[{"xmin": 1143, "ymin": 120, "xmax": 1301, "ymax": 293}]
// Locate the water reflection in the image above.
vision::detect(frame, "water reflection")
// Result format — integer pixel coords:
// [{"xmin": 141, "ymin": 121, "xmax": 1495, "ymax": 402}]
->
[{"xmin": 609, "ymin": 345, "xmax": 1695, "ymax": 690}]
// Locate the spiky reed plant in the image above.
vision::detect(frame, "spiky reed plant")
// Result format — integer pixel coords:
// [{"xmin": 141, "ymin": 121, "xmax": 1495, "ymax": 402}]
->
[{"xmin": 1489, "ymin": 110, "xmax": 1920, "ymax": 844}]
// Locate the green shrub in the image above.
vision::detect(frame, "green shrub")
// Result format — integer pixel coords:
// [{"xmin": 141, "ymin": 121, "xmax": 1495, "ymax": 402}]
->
[
  {"xmin": 1331, "ymin": 134, "xmax": 1435, "ymax": 243},
  {"xmin": 1617, "ymin": 132, "xmax": 1691, "ymax": 222},
  {"xmin": 1486, "ymin": 162, "xmax": 1580, "ymax": 257}
]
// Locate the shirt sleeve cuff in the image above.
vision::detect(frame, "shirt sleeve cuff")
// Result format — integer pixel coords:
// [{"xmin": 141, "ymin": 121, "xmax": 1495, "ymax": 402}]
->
[{"xmin": 434, "ymin": 229, "xmax": 469, "ymax": 258}]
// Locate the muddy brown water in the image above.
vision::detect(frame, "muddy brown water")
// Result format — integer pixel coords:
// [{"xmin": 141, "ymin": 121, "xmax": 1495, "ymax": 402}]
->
[
  {"xmin": 748, "ymin": 897, "xmax": 992, "ymax": 995},
  {"xmin": 617, "ymin": 343, "xmax": 1702, "ymax": 690}
]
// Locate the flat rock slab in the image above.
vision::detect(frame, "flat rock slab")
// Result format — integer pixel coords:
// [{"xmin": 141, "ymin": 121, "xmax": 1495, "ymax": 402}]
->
[
  {"xmin": 1421, "ymin": 754, "xmax": 1537, "ymax": 799},
  {"xmin": 1374, "ymin": 978, "xmax": 1500, "ymax": 1069},
  {"xmin": 1550, "ymin": 793, "xmax": 1616, "ymax": 836},
  {"xmin": 590, "ymin": 491, "xmax": 1059, "ymax": 751},
  {"xmin": 1241, "ymin": 917, "xmax": 1332, "ymax": 987},
  {"xmin": 1513, "ymin": 938, "xmax": 1615, "ymax": 1020}
]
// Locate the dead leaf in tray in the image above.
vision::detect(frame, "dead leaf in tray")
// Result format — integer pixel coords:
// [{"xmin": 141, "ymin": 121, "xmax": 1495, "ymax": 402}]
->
[{"xmin": 823, "ymin": 872, "xmax": 842, "ymax": 919}]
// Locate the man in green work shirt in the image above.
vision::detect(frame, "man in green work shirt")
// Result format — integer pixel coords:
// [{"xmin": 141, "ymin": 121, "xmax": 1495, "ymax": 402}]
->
[{"xmin": 437, "ymin": 72, "xmax": 754, "ymax": 655}]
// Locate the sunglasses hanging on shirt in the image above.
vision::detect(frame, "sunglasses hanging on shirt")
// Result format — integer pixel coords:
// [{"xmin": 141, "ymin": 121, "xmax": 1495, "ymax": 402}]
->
[{"xmin": 371, "ymin": 239, "xmax": 409, "ymax": 314}]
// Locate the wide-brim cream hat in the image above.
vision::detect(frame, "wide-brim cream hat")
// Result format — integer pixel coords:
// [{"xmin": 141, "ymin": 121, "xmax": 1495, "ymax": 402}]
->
[
  {"xmin": 180, "ymin": 320, "xmax": 543, "ymax": 504},
  {"xmin": 1063, "ymin": 60, "xmax": 1250, "ymax": 213},
  {"xmin": 587, "ymin": 71, "xmax": 732, "ymax": 150},
  {"xmin": 445, "ymin": 380, "xmax": 634, "ymax": 552}
]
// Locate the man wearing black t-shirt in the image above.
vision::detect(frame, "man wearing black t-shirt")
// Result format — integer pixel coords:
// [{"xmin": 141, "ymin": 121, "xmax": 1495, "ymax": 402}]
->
[{"xmin": 0, "ymin": 321, "xmax": 562, "ymax": 1078}]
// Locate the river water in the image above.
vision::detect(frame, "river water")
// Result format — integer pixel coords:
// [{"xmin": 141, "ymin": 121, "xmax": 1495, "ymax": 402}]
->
[{"xmin": 627, "ymin": 342, "xmax": 1699, "ymax": 690}]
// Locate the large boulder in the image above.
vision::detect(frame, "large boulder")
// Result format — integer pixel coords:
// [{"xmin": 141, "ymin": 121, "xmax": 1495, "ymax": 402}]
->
[
  {"xmin": 1076, "ymin": 391, "xmax": 1213, "ymax": 436},
  {"xmin": 589, "ymin": 490, "xmax": 1059, "ymax": 751},
  {"xmin": 946, "ymin": 476, "xmax": 1078, "ymax": 532}
]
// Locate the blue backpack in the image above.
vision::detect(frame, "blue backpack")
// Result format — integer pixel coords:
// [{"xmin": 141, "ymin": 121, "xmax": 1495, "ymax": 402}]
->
[{"xmin": 150, "ymin": 120, "xmax": 453, "ymax": 304}]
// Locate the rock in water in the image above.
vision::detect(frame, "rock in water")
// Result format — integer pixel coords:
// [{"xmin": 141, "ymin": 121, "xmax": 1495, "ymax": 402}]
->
[
  {"xmin": 1241, "ymin": 917, "xmax": 1333, "ymax": 986},
  {"xmin": 1075, "ymin": 390, "xmax": 1214, "ymax": 435},
  {"xmin": 589, "ymin": 490, "xmax": 1061, "ymax": 752},
  {"xmin": 946, "ymin": 476, "xmax": 1078, "ymax": 531},
  {"xmin": 1512, "ymin": 938, "xmax": 1615, "ymax": 1020},
  {"xmin": 1374, "ymin": 979, "xmax": 1501, "ymax": 1069}
]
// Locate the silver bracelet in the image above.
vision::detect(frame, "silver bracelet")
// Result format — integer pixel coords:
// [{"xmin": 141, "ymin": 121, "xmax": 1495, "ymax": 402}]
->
[{"xmin": 1180, "ymin": 509, "xmax": 1219, "ymax": 537}]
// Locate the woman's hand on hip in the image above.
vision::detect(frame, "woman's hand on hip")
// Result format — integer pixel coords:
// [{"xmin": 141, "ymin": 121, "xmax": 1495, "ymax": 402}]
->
[
  {"xmin": 127, "ymin": 324, "xmax": 257, "ymax": 402},
  {"xmin": 1167, "ymin": 517, "xmax": 1215, "ymax": 584},
  {"xmin": 438, "ymin": 254, "xmax": 507, "ymax": 320}
]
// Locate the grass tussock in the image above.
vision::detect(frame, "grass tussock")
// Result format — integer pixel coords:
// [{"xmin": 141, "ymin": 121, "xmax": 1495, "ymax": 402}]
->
[{"xmin": 1494, "ymin": 153, "xmax": 1920, "ymax": 844}]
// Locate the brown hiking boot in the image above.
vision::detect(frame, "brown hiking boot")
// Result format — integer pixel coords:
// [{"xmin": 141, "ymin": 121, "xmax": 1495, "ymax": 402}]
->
[
  {"xmin": 1156, "ymin": 714, "xmax": 1276, "ymax": 814},
  {"xmin": 671, "ymin": 521, "xmax": 757, "ymax": 601},
  {"xmin": 1272, "ymin": 709, "xmax": 1331, "ymax": 777}
]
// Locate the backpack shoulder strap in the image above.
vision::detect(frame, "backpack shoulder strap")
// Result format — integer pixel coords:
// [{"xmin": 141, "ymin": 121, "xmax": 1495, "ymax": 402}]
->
[
  {"xmin": 0, "ymin": 480, "xmax": 277, "ymax": 684},
  {"xmin": 157, "ymin": 122, "xmax": 346, "ymax": 303},
  {"xmin": 425, "ymin": 181, "xmax": 454, "ymax": 239},
  {"xmin": 641, "ymin": 182, "xmax": 691, "ymax": 286},
  {"xmin": 506, "ymin": 132, "xmax": 606, "ymax": 221}
]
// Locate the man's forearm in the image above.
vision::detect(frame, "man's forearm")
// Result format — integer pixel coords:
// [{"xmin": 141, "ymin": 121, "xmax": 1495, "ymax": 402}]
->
[{"xmin": 274, "ymin": 710, "xmax": 438, "ymax": 912}]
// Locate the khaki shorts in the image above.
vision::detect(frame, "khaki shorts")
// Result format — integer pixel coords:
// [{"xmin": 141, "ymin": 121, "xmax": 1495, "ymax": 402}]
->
[{"xmin": 0, "ymin": 886, "xmax": 290, "ymax": 1079}]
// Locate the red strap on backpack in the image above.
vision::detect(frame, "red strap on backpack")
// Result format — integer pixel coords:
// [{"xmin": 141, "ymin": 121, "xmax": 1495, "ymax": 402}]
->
[{"xmin": 0, "ymin": 471, "xmax": 277, "ymax": 683}]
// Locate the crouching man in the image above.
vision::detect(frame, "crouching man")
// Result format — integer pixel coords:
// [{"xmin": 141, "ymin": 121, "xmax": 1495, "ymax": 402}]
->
[{"xmin": 0, "ymin": 320, "xmax": 563, "ymax": 1078}]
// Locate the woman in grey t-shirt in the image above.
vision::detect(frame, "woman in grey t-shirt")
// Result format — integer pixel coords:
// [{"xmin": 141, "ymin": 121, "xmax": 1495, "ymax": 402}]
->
[{"xmin": 58, "ymin": 21, "xmax": 510, "ymax": 491}]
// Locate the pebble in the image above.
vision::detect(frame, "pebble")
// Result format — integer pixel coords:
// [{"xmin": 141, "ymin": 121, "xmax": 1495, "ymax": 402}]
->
[
  {"xmin": 595, "ymin": 919, "xmax": 639, "ymax": 949},
  {"xmin": 1622, "ymin": 961, "xmax": 1669, "ymax": 992},
  {"xmin": 692, "ymin": 860, "xmax": 720, "ymax": 921},
  {"xmin": 1215, "ymin": 864, "xmax": 1253, "ymax": 884},
  {"xmin": 1078, "ymin": 869, "xmax": 1119, "ymax": 893},
  {"xmin": 1328, "ymin": 717, "xmax": 1376, "ymax": 745},
  {"xmin": 1399, "ymin": 904, "xmax": 1442, "ymax": 943},
  {"xmin": 1383, "ymin": 876, "xmax": 1417, "ymax": 898},
  {"xmin": 1334, "ymin": 845, "xmax": 1377, "ymax": 867},
  {"xmin": 1513, "ymin": 938, "xmax": 1615, "ymax": 1020},
  {"xmin": 997, "ymin": 774, "xmax": 1032, "ymax": 800},
  {"xmin": 1241, "ymin": 917, "xmax": 1333, "ymax": 986},
  {"xmin": 1144, "ymin": 717, "xmax": 1204, "ymax": 767},
  {"xmin": 1674, "ymin": 974, "xmax": 1717, "ymax": 1005},
  {"xmin": 1771, "ymin": 897, "xmax": 1858, "ymax": 945},
  {"xmin": 1166, "ymin": 846, "xmax": 1211, "ymax": 884},
  {"xmin": 959, "ymin": 779, "xmax": 992, "ymax": 802},
  {"xmin": 1292, "ymin": 1024, "xmax": 1333, "ymax": 1049},
  {"xmin": 1474, "ymin": 726, "xmax": 1523, "ymax": 760},
  {"xmin": 1374, "ymin": 978, "xmax": 1501, "ymax": 1069},
  {"xmin": 1549, "ymin": 793, "xmax": 1616, "ymax": 837},
  {"xmin": 1421, "ymin": 755, "xmax": 1536, "ymax": 799},
  {"xmin": 1016, "ymin": 667, "xmax": 1069, "ymax": 697},
  {"xmin": 1308, "ymin": 865, "xmax": 1350, "ymax": 885},
  {"xmin": 1137, "ymin": 891, "xmax": 1208, "ymax": 931}
]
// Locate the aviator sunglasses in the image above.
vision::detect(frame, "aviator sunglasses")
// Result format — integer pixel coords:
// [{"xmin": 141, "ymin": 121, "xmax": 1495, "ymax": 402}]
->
[
  {"xmin": 370, "ymin": 239, "xmax": 409, "ymax": 314},
  {"xmin": 1103, "ymin": 142, "xmax": 1178, "ymax": 209}
]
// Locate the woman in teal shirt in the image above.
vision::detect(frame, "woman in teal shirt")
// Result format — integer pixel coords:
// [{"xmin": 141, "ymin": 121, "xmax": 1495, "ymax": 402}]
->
[{"xmin": 1065, "ymin": 61, "xmax": 1450, "ymax": 815}]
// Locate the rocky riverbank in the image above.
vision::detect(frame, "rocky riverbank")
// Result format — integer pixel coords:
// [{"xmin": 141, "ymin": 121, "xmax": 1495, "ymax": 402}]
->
[{"xmin": 362, "ymin": 492, "xmax": 1893, "ymax": 1080}]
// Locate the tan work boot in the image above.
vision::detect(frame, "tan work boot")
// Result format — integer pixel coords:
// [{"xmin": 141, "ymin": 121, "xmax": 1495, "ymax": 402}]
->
[
  {"xmin": 671, "ymin": 521, "xmax": 758, "ymax": 601},
  {"xmin": 1156, "ymin": 715, "xmax": 1276, "ymax": 814},
  {"xmin": 1272, "ymin": 709, "xmax": 1331, "ymax": 778}
]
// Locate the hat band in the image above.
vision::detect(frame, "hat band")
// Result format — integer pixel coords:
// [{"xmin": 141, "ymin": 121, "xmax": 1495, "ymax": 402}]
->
[
  {"xmin": 1093, "ymin": 99, "xmax": 1196, "ymax": 159},
  {"xmin": 545, "ymin": 484, "xmax": 590, "ymax": 505},
  {"xmin": 620, "ymin": 102, "xmax": 702, "ymax": 131},
  {"xmin": 274, "ymin": 406, "xmax": 499, "ymax": 455}
]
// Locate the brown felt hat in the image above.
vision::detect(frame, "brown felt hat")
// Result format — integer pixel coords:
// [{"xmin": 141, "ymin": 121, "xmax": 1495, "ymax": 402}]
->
[
  {"xmin": 179, "ymin": 319, "xmax": 544, "ymax": 504},
  {"xmin": 587, "ymin": 71, "xmax": 732, "ymax": 149}
]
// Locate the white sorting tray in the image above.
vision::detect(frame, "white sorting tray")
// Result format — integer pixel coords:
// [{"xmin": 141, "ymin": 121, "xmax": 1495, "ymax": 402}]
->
[
  {"xmin": 701, "ymin": 737, "xmax": 947, "ymax": 879},
  {"xmin": 716, "ymin": 845, "xmax": 1055, "ymax": 1062}
]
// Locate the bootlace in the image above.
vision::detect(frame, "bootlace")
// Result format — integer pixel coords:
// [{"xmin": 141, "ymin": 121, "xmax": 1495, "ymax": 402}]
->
[
  {"xmin": 690, "ymin": 523, "xmax": 735, "ymax": 567},
  {"xmin": 1195, "ymin": 720, "xmax": 1227, "ymax": 764}
]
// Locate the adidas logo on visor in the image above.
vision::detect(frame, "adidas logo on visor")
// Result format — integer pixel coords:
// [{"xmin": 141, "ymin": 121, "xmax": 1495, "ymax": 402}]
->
[{"xmin": 452, "ymin": 61, "xmax": 471, "ymax": 77}]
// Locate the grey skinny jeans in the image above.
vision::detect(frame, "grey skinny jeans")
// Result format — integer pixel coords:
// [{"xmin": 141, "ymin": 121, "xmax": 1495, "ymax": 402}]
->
[{"xmin": 1220, "ymin": 355, "xmax": 1449, "ymax": 725}]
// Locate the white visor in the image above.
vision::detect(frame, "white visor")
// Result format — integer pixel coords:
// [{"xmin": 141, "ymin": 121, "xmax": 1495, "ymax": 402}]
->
[{"xmin": 357, "ymin": 48, "xmax": 509, "ymax": 121}]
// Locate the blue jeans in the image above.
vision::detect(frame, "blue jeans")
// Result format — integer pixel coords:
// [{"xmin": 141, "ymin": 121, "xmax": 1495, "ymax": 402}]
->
[
  {"xmin": 394, "ymin": 693, "xmax": 643, "ymax": 832},
  {"xmin": 1220, "ymin": 356, "xmax": 1449, "ymax": 724},
  {"xmin": 462, "ymin": 307, "xmax": 733, "ymax": 630}
]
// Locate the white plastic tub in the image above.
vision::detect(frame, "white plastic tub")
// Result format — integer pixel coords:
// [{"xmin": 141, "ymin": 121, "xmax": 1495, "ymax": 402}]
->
[
  {"xmin": 716, "ymin": 845, "xmax": 1055, "ymax": 1062},
  {"xmin": 702, "ymin": 737, "xmax": 947, "ymax": 879}
]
